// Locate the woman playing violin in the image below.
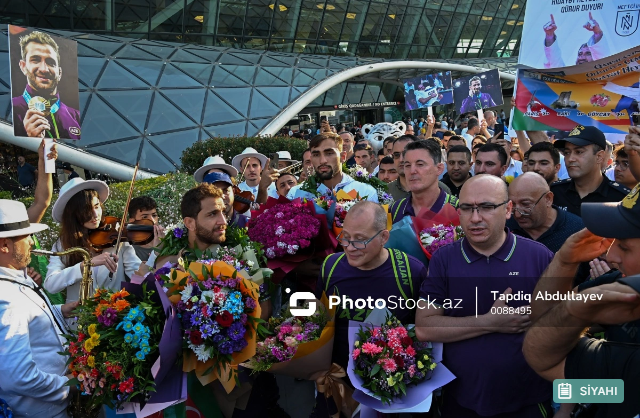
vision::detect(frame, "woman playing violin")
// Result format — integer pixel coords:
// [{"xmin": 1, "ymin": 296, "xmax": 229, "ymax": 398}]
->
[{"xmin": 43, "ymin": 178, "xmax": 142, "ymax": 310}]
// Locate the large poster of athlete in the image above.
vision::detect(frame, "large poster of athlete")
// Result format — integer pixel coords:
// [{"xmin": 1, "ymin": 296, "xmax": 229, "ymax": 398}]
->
[
  {"xmin": 9, "ymin": 25, "xmax": 81, "ymax": 140},
  {"xmin": 403, "ymin": 71, "xmax": 453, "ymax": 111}
]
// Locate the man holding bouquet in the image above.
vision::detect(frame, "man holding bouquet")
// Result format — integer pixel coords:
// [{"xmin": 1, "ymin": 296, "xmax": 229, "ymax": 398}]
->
[{"xmin": 314, "ymin": 201, "xmax": 427, "ymax": 414}]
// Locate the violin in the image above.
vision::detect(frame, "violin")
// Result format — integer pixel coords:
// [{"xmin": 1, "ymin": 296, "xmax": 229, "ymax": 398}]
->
[
  {"xmin": 232, "ymin": 186, "xmax": 255, "ymax": 213},
  {"xmin": 88, "ymin": 216, "xmax": 155, "ymax": 250}
]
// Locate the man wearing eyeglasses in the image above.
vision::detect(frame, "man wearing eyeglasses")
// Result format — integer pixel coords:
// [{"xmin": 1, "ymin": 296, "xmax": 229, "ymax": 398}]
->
[
  {"xmin": 316, "ymin": 201, "xmax": 427, "ymax": 379},
  {"xmin": 507, "ymin": 173, "xmax": 584, "ymax": 254},
  {"xmin": 416, "ymin": 174, "xmax": 555, "ymax": 418}
]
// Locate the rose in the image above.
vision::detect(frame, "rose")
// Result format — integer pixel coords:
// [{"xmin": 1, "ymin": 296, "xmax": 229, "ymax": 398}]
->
[
  {"xmin": 375, "ymin": 340, "xmax": 386, "ymax": 348},
  {"xmin": 401, "ymin": 336, "xmax": 413, "ymax": 347},
  {"xmin": 216, "ymin": 310, "xmax": 234, "ymax": 327},
  {"xmin": 189, "ymin": 330, "xmax": 203, "ymax": 345},
  {"xmin": 394, "ymin": 355, "xmax": 405, "ymax": 369}
]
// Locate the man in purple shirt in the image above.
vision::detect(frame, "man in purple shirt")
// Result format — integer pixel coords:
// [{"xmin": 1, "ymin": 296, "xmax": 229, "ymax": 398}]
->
[
  {"xmin": 416, "ymin": 175, "xmax": 554, "ymax": 418},
  {"xmin": 389, "ymin": 139, "xmax": 458, "ymax": 224},
  {"xmin": 459, "ymin": 76, "xmax": 497, "ymax": 114},
  {"xmin": 12, "ymin": 31, "xmax": 81, "ymax": 140},
  {"xmin": 315, "ymin": 201, "xmax": 427, "ymax": 372}
]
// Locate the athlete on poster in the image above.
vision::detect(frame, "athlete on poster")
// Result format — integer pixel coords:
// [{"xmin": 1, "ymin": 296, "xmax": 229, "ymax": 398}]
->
[
  {"xmin": 453, "ymin": 69, "xmax": 504, "ymax": 115},
  {"xmin": 403, "ymin": 71, "xmax": 454, "ymax": 111},
  {"xmin": 518, "ymin": 0, "xmax": 640, "ymax": 69},
  {"xmin": 9, "ymin": 25, "xmax": 81, "ymax": 140}
]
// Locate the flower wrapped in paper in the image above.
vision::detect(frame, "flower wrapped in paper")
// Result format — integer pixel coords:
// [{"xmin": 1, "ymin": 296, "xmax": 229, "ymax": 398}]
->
[
  {"xmin": 62, "ymin": 283, "xmax": 179, "ymax": 416},
  {"xmin": 243, "ymin": 292, "xmax": 336, "ymax": 380},
  {"xmin": 162, "ymin": 261, "xmax": 262, "ymax": 394},
  {"xmin": 248, "ymin": 195, "xmax": 338, "ymax": 283},
  {"xmin": 346, "ymin": 165, "xmax": 394, "ymax": 204},
  {"xmin": 347, "ymin": 309, "xmax": 455, "ymax": 415},
  {"xmin": 411, "ymin": 203, "xmax": 464, "ymax": 260},
  {"xmin": 331, "ymin": 189, "xmax": 392, "ymax": 238}
]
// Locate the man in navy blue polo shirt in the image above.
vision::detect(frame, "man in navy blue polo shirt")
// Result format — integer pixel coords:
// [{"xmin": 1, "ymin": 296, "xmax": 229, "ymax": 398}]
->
[
  {"xmin": 389, "ymin": 140, "xmax": 458, "ymax": 224},
  {"xmin": 416, "ymin": 174, "xmax": 554, "ymax": 418}
]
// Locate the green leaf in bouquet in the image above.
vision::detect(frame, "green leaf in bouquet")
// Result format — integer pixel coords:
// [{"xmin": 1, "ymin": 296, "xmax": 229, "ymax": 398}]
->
[
  {"xmin": 202, "ymin": 365, "xmax": 215, "ymax": 376},
  {"xmin": 370, "ymin": 364, "xmax": 381, "ymax": 377}
]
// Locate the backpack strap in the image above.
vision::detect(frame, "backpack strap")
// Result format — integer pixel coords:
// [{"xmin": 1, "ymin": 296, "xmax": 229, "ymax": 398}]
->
[
  {"xmin": 392, "ymin": 198, "xmax": 407, "ymax": 223},
  {"xmin": 388, "ymin": 248, "xmax": 414, "ymax": 301},
  {"xmin": 322, "ymin": 253, "xmax": 347, "ymax": 293}
]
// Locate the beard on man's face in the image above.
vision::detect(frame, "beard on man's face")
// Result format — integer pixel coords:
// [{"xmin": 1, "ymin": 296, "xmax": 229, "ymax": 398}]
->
[
  {"xmin": 195, "ymin": 222, "xmax": 226, "ymax": 246},
  {"xmin": 13, "ymin": 245, "xmax": 31, "ymax": 269},
  {"xmin": 27, "ymin": 70, "xmax": 58, "ymax": 94}
]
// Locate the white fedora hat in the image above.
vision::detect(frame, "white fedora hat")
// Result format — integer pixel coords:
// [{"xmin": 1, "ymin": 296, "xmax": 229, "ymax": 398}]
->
[
  {"xmin": 231, "ymin": 147, "xmax": 267, "ymax": 173},
  {"xmin": 276, "ymin": 151, "xmax": 299, "ymax": 164},
  {"xmin": 194, "ymin": 155, "xmax": 238, "ymax": 183},
  {"xmin": 0, "ymin": 200, "xmax": 48, "ymax": 238},
  {"xmin": 52, "ymin": 178, "xmax": 109, "ymax": 223}
]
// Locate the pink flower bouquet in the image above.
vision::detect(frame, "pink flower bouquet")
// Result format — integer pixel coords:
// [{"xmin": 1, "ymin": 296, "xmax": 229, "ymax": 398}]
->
[
  {"xmin": 243, "ymin": 292, "xmax": 336, "ymax": 380},
  {"xmin": 248, "ymin": 196, "xmax": 338, "ymax": 283},
  {"xmin": 411, "ymin": 203, "xmax": 463, "ymax": 259}
]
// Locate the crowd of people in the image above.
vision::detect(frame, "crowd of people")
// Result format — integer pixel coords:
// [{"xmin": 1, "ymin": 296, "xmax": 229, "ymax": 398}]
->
[{"xmin": 1, "ymin": 111, "xmax": 640, "ymax": 418}]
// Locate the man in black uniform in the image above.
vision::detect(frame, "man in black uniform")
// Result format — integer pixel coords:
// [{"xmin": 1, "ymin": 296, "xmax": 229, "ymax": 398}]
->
[
  {"xmin": 523, "ymin": 185, "xmax": 640, "ymax": 418},
  {"xmin": 551, "ymin": 125, "xmax": 630, "ymax": 217}
]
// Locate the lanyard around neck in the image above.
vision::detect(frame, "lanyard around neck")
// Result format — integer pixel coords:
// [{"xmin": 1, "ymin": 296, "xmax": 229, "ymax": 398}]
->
[{"xmin": 23, "ymin": 89, "xmax": 61, "ymax": 138}]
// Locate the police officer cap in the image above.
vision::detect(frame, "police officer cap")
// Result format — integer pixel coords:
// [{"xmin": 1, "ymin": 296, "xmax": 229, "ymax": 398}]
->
[
  {"xmin": 554, "ymin": 125, "xmax": 606, "ymax": 149},
  {"xmin": 582, "ymin": 184, "xmax": 640, "ymax": 239}
]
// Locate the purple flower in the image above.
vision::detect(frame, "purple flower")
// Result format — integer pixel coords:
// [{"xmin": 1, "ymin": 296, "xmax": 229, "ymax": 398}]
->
[
  {"xmin": 228, "ymin": 321, "xmax": 246, "ymax": 341},
  {"xmin": 245, "ymin": 298, "xmax": 256, "ymax": 309},
  {"xmin": 219, "ymin": 341, "xmax": 235, "ymax": 355},
  {"xmin": 212, "ymin": 334, "xmax": 224, "ymax": 343},
  {"xmin": 98, "ymin": 308, "xmax": 118, "ymax": 327},
  {"xmin": 173, "ymin": 228, "xmax": 184, "ymax": 238},
  {"xmin": 232, "ymin": 338, "xmax": 248, "ymax": 352}
]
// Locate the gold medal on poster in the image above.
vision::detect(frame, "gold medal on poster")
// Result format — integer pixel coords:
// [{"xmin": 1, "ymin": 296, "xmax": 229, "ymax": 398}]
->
[{"xmin": 28, "ymin": 96, "xmax": 51, "ymax": 116}]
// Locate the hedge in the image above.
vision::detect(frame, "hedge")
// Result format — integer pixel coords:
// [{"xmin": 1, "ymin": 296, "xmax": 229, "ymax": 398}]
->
[
  {"xmin": 180, "ymin": 136, "xmax": 309, "ymax": 174},
  {"xmin": 22, "ymin": 172, "xmax": 196, "ymax": 251}
]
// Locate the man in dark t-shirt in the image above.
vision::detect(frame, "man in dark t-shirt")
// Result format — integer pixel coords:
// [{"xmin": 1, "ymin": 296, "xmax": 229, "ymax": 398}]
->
[{"xmin": 314, "ymin": 201, "xmax": 427, "ymax": 372}]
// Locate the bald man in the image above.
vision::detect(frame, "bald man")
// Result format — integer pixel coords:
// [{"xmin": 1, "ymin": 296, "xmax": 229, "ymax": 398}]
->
[
  {"xmin": 417, "ymin": 174, "xmax": 554, "ymax": 418},
  {"xmin": 507, "ymin": 173, "xmax": 584, "ymax": 253}
]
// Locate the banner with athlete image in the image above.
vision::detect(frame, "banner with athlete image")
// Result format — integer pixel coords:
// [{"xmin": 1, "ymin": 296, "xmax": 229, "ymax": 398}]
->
[
  {"xmin": 512, "ymin": 45, "xmax": 640, "ymax": 135},
  {"xmin": 452, "ymin": 69, "xmax": 504, "ymax": 115},
  {"xmin": 403, "ymin": 71, "xmax": 453, "ymax": 111},
  {"xmin": 9, "ymin": 25, "xmax": 81, "ymax": 140},
  {"xmin": 519, "ymin": 0, "xmax": 640, "ymax": 69}
]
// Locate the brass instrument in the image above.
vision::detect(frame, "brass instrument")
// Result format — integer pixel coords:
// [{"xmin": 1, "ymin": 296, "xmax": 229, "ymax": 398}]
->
[
  {"xmin": 32, "ymin": 247, "xmax": 93, "ymax": 303},
  {"xmin": 276, "ymin": 161, "xmax": 303, "ymax": 176}
]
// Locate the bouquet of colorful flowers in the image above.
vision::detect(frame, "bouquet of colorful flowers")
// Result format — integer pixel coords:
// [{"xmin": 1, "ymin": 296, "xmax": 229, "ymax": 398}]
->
[
  {"xmin": 244, "ymin": 293, "xmax": 335, "ymax": 379},
  {"xmin": 347, "ymin": 310, "xmax": 455, "ymax": 414},
  {"xmin": 248, "ymin": 196, "xmax": 338, "ymax": 283},
  {"xmin": 331, "ymin": 189, "xmax": 392, "ymax": 237},
  {"xmin": 161, "ymin": 260, "xmax": 263, "ymax": 394},
  {"xmin": 156, "ymin": 221, "xmax": 189, "ymax": 258},
  {"xmin": 347, "ymin": 165, "xmax": 394, "ymax": 204},
  {"xmin": 411, "ymin": 203, "xmax": 463, "ymax": 259},
  {"xmin": 63, "ymin": 287, "xmax": 165, "ymax": 413},
  {"xmin": 419, "ymin": 224, "xmax": 464, "ymax": 257}
]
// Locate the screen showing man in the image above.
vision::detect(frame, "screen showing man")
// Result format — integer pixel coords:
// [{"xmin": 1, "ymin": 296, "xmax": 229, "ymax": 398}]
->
[
  {"xmin": 403, "ymin": 71, "xmax": 453, "ymax": 110},
  {"xmin": 10, "ymin": 26, "xmax": 81, "ymax": 140},
  {"xmin": 454, "ymin": 69, "xmax": 503, "ymax": 115}
]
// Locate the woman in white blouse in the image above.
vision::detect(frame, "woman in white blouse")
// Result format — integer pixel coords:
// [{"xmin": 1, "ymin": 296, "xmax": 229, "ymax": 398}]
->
[{"xmin": 44, "ymin": 178, "xmax": 142, "ymax": 307}]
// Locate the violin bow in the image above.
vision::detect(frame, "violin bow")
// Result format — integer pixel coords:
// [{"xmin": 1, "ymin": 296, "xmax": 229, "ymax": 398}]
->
[{"xmin": 112, "ymin": 162, "xmax": 140, "ymax": 265}]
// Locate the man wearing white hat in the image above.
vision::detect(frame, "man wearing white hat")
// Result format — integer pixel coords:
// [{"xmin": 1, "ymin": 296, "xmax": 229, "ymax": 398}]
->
[
  {"xmin": 193, "ymin": 155, "xmax": 238, "ymax": 183},
  {"xmin": 264, "ymin": 151, "xmax": 299, "ymax": 200},
  {"xmin": 0, "ymin": 200, "xmax": 77, "ymax": 418},
  {"xmin": 231, "ymin": 147, "xmax": 267, "ymax": 198}
]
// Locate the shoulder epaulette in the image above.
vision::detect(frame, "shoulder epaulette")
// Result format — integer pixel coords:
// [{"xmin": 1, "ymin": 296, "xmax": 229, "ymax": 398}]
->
[
  {"xmin": 609, "ymin": 181, "xmax": 632, "ymax": 194},
  {"xmin": 550, "ymin": 178, "xmax": 572, "ymax": 188}
]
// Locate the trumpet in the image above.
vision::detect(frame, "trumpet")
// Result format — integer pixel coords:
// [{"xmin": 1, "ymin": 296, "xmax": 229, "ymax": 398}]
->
[{"xmin": 32, "ymin": 247, "xmax": 93, "ymax": 303}]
